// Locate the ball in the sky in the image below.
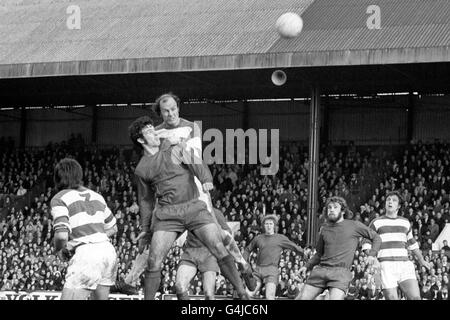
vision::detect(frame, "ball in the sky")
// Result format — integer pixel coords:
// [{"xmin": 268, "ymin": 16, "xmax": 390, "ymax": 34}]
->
[{"xmin": 275, "ymin": 12, "xmax": 303, "ymax": 38}]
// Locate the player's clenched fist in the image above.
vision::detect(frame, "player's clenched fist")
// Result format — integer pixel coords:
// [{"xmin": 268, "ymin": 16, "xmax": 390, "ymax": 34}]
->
[{"xmin": 202, "ymin": 182, "xmax": 214, "ymax": 192}]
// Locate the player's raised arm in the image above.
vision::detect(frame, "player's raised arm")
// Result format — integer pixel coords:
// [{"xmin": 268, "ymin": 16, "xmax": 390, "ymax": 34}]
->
[
  {"xmin": 173, "ymin": 142, "xmax": 213, "ymax": 186},
  {"xmin": 243, "ymin": 236, "xmax": 258, "ymax": 262},
  {"xmin": 279, "ymin": 234, "xmax": 304, "ymax": 255}
]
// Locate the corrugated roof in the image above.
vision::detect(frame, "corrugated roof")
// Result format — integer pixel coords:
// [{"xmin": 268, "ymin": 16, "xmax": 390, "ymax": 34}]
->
[
  {"xmin": 0, "ymin": 0, "xmax": 449, "ymax": 78},
  {"xmin": 269, "ymin": 0, "xmax": 450, "ymax": 52},
  {"xmin": 0, "ymin": 0, "xmax": 313, "ymax": 63}
]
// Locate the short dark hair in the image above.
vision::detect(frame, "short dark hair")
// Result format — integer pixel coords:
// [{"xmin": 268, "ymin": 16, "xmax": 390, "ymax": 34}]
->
[
  {"xmin": 385, "ymin": 190, "xmax": 404, "ymax": 208},
  {"xmin": 54, "ymin": 158, "xmax": 83, "ymax": 191},
  {"xmin": 154, "ymin": 92, "xmax": 181, "ymax": 116},
  {"xmin": 128, "ymin": 116, "xmax": 154, "ymax": 149}
]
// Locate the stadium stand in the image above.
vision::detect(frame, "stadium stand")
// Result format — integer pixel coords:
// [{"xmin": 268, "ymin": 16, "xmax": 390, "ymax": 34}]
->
[{"xmin": 1, "ymin": 138, "xmax": 449, "ymax": 299}]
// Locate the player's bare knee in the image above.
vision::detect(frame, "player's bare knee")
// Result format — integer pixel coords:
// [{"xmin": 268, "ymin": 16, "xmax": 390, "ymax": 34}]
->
[
  {"xmin": 204, "ymin": 292, "xmax": 214, "ymax": 300},
  {"xmin": 146, "ymin": 255, "xmax": 161, "ymax": 271},
  {"xmin": 210, "ymin": 241, "xmax": 227, "ymax": 259},
  {"xmin": 384, "ymin": 291, "xmax": 398, "ymax": 300},
  {"xmin": 222, "ymin": 232, "xmax": 232, "ymax": 246},
  {"xmin": 175, "ymin": 281, "xmax": 186, "ymax": 294},
  {"xmin": 266, "ymin": 290, "xmax": 276, "ymax": 300}
]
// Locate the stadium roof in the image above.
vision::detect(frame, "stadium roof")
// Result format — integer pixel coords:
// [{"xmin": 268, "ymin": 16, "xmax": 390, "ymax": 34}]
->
[
  {"xmin": 1, "ymin": 0, "xmax": 450, "ymax": 77},
  {"xmin": 0, "ymin": 0, "xmax": 450, "ymax": 105}
]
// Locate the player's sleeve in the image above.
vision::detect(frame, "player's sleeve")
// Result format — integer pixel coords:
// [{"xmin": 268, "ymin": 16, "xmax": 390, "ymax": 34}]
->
[
  {"xmin": 50, "ymin": 197, "xmax": 71, "ymax": 233},
  {"xmin": 406, "ymin": 222, "xmax": 419, "ymax": 250},
  {"xmin": 243, "ymin": 236, "xmax": 258, "ymax": 261},
  {"xmin": 305, "ymin": 232, "xmax": 324, "ymax": 271},
  {"xmin": 187, "ymin": 159, "xmax": 213, "ymax": 184},
  {"xmin": 279, "ymin": 234, "xmax": 304, "ymax": 254},
  {"xmin": 361, "ymin": 220, "xmax": 377, "ymax": 252},
  {"xmin": 355, "ymin": 221, "xmax": 381, "ymax": 256},
  {"xmin": 103, "ymin": 206, "xmax": 116, "ymax": 230},
  {"xmin": 173, "ymin": 144, "xmax": 213, "ymax": 184},
  {"xmin": 214, "ymin": 209, "xmax": 232, "ymax": 233},
  {"xmin": 136, "ymin": 171, "xmax": 156, "ymax": 233}
]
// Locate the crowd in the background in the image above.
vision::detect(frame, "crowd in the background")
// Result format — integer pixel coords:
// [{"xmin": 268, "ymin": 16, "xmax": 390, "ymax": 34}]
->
[{"xmin": 0, "ymin": 138, "xmax": 450, "ymax": 299}]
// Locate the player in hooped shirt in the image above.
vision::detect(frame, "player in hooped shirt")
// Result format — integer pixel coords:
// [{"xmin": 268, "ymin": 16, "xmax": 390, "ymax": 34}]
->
[
  {"xmin": 363, "ymin": 191, "xmax": 430, "ymax": 299},
  {"xmin": 50, "ymin": 158, "xmax": 118, "ymax": 300}
]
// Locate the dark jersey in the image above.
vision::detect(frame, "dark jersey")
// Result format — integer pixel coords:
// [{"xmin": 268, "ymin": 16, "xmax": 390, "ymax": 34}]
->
[
  {"xmin": 245, "ymin": 233, "xmax": 303, "ymax": 267},
  {"xmin": 306, "ymin": 219, "xmax": 382, "ymax": 270},
  {"xmin": 184, "ymin": 208, "xmax": 231, "ymax": 249},
  {"xmin": 135, "ymin": 142, "xmax": 213, "ymax": 231}
]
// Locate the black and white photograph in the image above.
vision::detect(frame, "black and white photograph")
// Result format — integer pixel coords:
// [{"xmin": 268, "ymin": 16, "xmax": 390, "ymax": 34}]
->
[{"xmin": 0, "ymin": 0, "xmax": 449, "ymax": 313}]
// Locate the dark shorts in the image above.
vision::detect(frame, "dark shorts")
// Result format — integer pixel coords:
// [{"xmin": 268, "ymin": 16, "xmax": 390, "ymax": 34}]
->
[
  {"xmin": 253, "ymin": 265, "xmax": 279, "ymax": 285},
  {"xmin": 180, "ymin": 246, "xmax": 219, "ymax": 273},
  {"xmin": 151, "ymin": 199, "xmax": 216, "ymax": 234},
  {"xmin": 306, "ymin": 265, "xmax": 352, "ymax": 293}
]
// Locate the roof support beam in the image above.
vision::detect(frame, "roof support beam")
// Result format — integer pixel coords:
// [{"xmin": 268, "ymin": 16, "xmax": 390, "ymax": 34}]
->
[
  {"xmin": 307, "ymin": 84, "xmax": 321, "ymax": 246},
  {"xmin": 407, "ymin": 92, "xmax": 416, "ymax": 142},
  {"xmin": 19, "ymin": 107, "xmax": 27, "ymax": 148}
]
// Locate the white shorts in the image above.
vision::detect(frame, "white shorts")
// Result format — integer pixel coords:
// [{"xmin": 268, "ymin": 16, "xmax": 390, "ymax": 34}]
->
[
  {"xmin": 380, "ymin": 260, "xmax": 417, "ymax": 289},
  {"xmin": 65, "ymin": 241, "xmax": 118, "ymax": 290}
]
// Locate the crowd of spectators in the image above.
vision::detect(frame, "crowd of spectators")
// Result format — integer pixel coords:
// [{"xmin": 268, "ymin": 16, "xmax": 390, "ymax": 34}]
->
[{"xmin": 0, "ymin": 138, "xmax": 450, "ymax": 299}]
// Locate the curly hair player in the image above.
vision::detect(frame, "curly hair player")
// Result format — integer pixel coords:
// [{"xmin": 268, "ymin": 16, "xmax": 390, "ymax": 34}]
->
[
  {"xmin": 297, "ymin": 196, "xmax": 382, "ymax": 300},
  {"xmin": 128, "ymin": 116, "xmax": 249, "ymax": 300}
]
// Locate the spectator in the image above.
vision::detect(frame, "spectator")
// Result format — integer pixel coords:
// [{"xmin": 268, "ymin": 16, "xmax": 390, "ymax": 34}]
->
[
  {"xmin": 437, "ymin": 286, "xmax": 449, "ymax": 300},
  {"xmin": 1, "ymin": 140, "xmax": 449, "ymax": 299},
  {"xmin": 16, "ymin": 185, "xmax": 27, "ymax": 197},
  {"xmin": 421, "ymin": 284, "xmax": 433, "ymax": 300},
  {"xmin": 428, "ymin": 219, "xmax": 440, "ymax": 242},
  {"xmin": 442, "ymin": 240, "xmax": 450, "ymax": 259}
]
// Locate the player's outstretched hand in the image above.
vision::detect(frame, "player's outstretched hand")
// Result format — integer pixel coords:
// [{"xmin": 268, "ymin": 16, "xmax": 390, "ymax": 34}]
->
[
  {"xmin": 137, "ymin": 231, "xmax": 151, "ymax": 254},
  {"xmin": 202, "ymin": 182, "xmax": 214, "ymax": 192}
]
